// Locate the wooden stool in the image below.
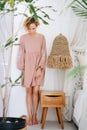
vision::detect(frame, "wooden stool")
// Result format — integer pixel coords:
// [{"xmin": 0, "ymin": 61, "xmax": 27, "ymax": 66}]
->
[{"xmin": 40, "ymin": 91, "xmax": 65, "ymax": 129}]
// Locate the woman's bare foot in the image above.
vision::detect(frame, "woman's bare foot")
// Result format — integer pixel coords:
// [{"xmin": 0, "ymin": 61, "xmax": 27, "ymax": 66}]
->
[
  {"xmin": 33, "ymin": 115, "xmax": 38, "ymax": 125},
  {"xmin": 27, "ymin": 116, "xmax": 33, "ymax": 126},
  {"xmin": 33, "ymin": 119, "xmax": 38, "ymax": 125}
]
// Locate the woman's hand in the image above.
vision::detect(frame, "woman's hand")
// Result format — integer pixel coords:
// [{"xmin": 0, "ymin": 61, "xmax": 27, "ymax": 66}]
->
[{"xmin": 36, "ymin": 67, "xmax": 42, "ymax": 78}]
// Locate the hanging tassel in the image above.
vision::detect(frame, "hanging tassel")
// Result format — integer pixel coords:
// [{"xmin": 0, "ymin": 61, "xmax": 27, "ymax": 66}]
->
[
  {"xmin": 47, "ymin": 34, "xmax": 73, "ymax": 69},
  {"xmin": 47, "ymin": 55, "xmax": 72, "ymax": 69}
]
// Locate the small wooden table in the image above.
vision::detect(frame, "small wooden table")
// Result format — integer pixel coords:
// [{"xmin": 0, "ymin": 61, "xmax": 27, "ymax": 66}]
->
[{"xmin": 40, "ymin": 91, "xmax": 65, "ymax": 129}]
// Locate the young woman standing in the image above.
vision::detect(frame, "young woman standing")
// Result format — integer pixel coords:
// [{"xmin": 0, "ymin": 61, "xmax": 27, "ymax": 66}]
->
[{"xmin": 17, "ymin": 17, "xmax": 47, "ymax": 125}]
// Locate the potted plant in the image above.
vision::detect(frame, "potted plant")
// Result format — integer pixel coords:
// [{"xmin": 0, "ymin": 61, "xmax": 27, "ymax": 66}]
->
[{"xmin": 0, "ymin": 0, "xmax": 56, "ymax": 129}]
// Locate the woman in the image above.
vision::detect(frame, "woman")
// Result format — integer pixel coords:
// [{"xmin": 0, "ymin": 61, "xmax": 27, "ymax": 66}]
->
[{"xmin": 17, "ymin": 17, "xmax": 47, "ymax": 125}]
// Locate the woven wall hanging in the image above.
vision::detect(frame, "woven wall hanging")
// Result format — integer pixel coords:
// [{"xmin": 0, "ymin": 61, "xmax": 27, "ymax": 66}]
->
[{"xmin": 47, "ymin": 34, "xmax": 73, "ymax": 69}]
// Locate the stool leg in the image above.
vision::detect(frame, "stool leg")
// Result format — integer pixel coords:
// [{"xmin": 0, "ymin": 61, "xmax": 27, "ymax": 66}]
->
[
  {"xmin": 56, "ymin": 107, "xmax": 60, "ymax": 124},
  {"xmin": 41, "ymin": 107, "xmax": 48, "ymax": 129},
  {"xmin": 41, "ymin": 108, "xmax": 44, "ymax": 123},
  {"xmin": 57, "ymin": 108, "xmax": 64, "ymax": 129}
]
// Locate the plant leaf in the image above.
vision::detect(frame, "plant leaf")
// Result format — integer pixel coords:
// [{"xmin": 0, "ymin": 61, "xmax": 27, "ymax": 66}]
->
[
  {"xmin": 71, "ymin": 0, "xmax": 87, "ymax": 19},
  {"xmin": 0, "ymin": 82, "xmax": 9, "ymax": 88},
  {"xmin": 8, "ymin": 0, "xmax": 15, "ymax": 7},
  {"xmin": 67, "ymin": 66, "xmax": 87, "ymax": 78},
  {"xmin": 5, "ymin": 37, "xmax": 18, "ymax": 48},
  {"xmin": 9, "ymin": 77, "xmax": 12, "ymax": 83},
  {"xmin": 15, "ymin": 72, "xmax": 23, "ymax": 83},
  {"xmin": 25, "ymin": 0, "xmax": 33, "ymax": 3},
  {"xmin": 0, "ymin": 1, "xmax": 6, "ymax": 11},
  {"xmin": 38, "ymin": 16, "xmax": 49, "ymax": 24},
  {"xmin": 5, "ymin": 38, "xmax": 14, "ymax": 48}
]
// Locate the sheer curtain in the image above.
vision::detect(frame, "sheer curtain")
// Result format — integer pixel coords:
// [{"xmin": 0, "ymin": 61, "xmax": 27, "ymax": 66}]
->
[
  {"xmin": 0, "ymin": 11, "xmax": 13, "ymax": 116},
  {"xmin": 79, "ymin": 69, "xmax": 87, "ymax": 130},
  {"xmin": 79, "ymin": 35, "xmax": 87, "ymax": 130},
  {"xmin": 63, "ymin": 19, "xmax": 87, "ymax": 121}
]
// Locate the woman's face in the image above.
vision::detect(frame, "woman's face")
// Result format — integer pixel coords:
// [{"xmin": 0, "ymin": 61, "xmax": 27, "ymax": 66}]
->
[{"xmin": 28, "ymin": 23, "xmax": 37, "ymax": 34}]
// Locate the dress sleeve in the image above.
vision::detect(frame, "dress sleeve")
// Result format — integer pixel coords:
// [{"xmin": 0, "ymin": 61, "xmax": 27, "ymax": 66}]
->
[
  {"xmin": 17, "ymin": 37, "xmax": 25, "ymax": 71},
  {"xmin": 38, "ymin": 35, "xmax": 47, "ymax": 69}
]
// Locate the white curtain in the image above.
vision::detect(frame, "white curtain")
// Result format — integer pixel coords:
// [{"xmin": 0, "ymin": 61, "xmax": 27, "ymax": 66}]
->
[
  {"xmin": 79, "ymin": 39, "xmax": 87, "ymax": 130},
  {"xmin": 79, "ymin": 64, "xmax": 87, "ymax": 130},
  {"xmin": 0, "ymin": 10, "xmax": 14, "ymax": 116}
]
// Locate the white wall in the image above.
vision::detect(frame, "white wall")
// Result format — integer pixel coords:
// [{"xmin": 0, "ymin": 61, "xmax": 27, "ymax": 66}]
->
[{"xmin": 0, "ymin": 0, "xmax": 81, "ymax": 120}]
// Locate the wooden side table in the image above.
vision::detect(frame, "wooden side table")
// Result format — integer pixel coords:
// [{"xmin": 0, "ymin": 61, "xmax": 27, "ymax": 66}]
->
[{"xmin": 40, "ymin": 91, "xmax": 65, "ymax": 129}]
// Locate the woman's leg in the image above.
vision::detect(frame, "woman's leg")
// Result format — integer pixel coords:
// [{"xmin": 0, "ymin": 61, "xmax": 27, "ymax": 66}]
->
[
  {"xmin": 26, "ymin": 87, "xmax": 33, "ymax": 125},
  {"xmin": 33, "ymin": 85, "xmax": 40, "ymax": 124}
]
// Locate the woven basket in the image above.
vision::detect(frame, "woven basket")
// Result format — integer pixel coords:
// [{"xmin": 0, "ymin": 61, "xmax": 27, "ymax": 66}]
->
[
  {"xmin": 47, "ymin": 34, "xmax": 73, "ymax": 69},
  {"xmin": 20, "ymin": 115, "xmax": 28, "ymax": 130}
]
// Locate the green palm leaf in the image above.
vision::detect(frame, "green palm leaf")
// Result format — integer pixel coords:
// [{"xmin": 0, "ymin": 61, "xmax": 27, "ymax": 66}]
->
[{"xmin": 71, "ymin": 0, "xmax": 87, "ymax": 19}]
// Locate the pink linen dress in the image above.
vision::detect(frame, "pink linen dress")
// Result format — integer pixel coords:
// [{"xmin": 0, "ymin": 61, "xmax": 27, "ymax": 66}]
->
[{"xmin": 17, "ymin": 33, "xmax": 47, "ymax": 88}]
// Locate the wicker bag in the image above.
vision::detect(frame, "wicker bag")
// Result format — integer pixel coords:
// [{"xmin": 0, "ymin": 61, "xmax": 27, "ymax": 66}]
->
[
  {"xmin": 20, "ymin": 115, "xmax": 28, "ymax": 130},
  {"xmin": 47, "ymin": 34, "xmax": 73, "ymax": 69}
]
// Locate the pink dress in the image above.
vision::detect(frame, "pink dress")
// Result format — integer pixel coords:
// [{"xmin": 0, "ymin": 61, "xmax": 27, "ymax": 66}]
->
[{"xmin": 17, "ymin": 33, "xmax": 47, "ymax": 88}]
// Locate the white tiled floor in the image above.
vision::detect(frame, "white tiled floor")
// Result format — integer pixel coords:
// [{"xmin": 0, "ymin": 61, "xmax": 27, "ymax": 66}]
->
[{"xmin": 27, "ymin": 121, "xmax": 78, "ymax": 130}]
